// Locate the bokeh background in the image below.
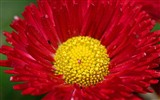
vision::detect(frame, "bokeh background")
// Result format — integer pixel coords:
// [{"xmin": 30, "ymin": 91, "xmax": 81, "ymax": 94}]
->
[{"xmin": 0, "ymin": 0, "xmax": 160, "ymax": 100}]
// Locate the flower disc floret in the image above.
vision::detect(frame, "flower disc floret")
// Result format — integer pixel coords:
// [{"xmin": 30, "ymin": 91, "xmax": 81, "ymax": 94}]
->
[{"xmin": 54, "ymin": 36, "xmax": 110, "ymax": 87}]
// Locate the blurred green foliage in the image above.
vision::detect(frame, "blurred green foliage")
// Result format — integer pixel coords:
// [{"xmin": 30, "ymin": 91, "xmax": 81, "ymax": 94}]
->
[
  {"xmin": 153, "ymin": 23, "xmax": 160, "ymax": 31},
  {"xmin": 0, "ymin": 0, "xmax": 160, "ymax": 100}
]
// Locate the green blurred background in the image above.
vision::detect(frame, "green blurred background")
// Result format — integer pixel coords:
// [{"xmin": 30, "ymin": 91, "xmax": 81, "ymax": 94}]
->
[{"xmin": 0, "ymin": 0, "xmax": 160, "ymax": 100}]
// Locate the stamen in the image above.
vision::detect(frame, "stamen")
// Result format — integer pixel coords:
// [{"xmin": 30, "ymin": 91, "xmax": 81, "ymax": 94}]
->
[{"xmin": 54, "ymin": 36, "xmax": 110, "ymax": 87}]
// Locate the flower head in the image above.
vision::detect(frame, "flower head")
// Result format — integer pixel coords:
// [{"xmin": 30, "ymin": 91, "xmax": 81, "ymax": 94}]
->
[{"xmin": 0, "ymin": 0, "xmax": 160, "ymax": 100}]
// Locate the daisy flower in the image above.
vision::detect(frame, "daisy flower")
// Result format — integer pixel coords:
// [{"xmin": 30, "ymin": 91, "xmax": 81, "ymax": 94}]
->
[{"xmin": 0, "ymin": 0, "xmax": 160, "ymax": 100}]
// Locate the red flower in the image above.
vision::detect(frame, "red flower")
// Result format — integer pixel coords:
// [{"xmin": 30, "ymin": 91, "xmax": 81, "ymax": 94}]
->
[
  {"xmin": 0, "ymin": 0, "xmax": 160, "ymax": 100},
  {"xmin": 134, "ymin": 0, "xmax": 160, "ymax": 22}
]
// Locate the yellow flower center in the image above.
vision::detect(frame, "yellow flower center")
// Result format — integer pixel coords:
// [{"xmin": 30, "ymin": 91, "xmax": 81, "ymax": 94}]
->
[{"xmin": 54, "ymin": 36, "xmax": 110, "ymax": 87}]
